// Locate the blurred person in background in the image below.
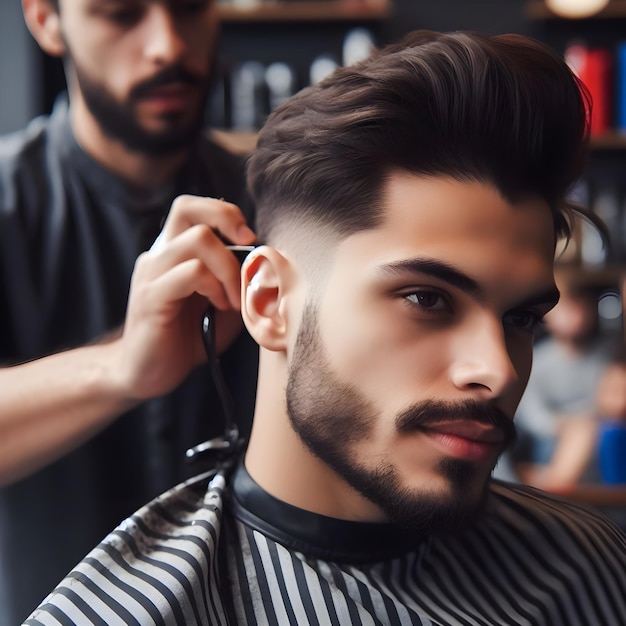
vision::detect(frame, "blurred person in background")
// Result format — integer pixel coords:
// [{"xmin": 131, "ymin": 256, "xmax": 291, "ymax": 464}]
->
[
  {"xmin": 509, "ymin": 267, "xmax": 616, "ymax": 491},
  {"xmin": 0, "ymin": 0, "xmax": 258, "ymax": 622}
]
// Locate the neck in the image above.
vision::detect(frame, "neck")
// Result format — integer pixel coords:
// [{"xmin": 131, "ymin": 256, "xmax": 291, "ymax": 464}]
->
[
  {"xmin": 70, "ymin": 95, "xmax": 189, "ymax": 189},
  {"xmin": 244, "ymin": 351, "xmax": 385, "ymax": 523}
]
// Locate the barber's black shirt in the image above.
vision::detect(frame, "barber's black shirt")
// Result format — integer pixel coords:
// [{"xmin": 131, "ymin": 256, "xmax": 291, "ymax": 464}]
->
[{"xmin": 0, "ymin": 96, "xmax": 257, "ymax": 623}]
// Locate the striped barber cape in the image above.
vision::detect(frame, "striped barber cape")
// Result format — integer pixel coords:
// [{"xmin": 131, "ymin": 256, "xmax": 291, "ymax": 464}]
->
[{"xmin": 25, "ymin": 461, "xmax": 626, "ymax": 625}]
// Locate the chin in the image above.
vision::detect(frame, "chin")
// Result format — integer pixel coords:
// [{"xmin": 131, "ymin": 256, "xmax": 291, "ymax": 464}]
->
[
  {"xmin": 385, "ymin": 477, "xmax": 490, "ymax": 535},
  {"xmin": 384, "ymin": 458, "xmax": 490, "ymax": 534},
  {"xmin": 348, "ymin": 458, "xmax": 492, "ymax": 535}
]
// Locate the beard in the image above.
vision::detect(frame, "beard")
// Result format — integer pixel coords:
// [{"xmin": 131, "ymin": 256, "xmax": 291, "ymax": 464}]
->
[
  {"xmin": 72, "ymin": 60, "xmax": 211, "ymax": 155},
  {"xmin": 286, "ymin": 306, "xmax": 516, "ymax": 535}
]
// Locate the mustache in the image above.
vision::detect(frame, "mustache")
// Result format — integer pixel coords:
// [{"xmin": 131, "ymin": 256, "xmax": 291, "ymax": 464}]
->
[
  {"xmin": 130, "ymin": 65, "xmax": 204, "ymax": 99},
  {"xmin": 395, "ymin": 399, "xmax": 516, "ymax": 446}
]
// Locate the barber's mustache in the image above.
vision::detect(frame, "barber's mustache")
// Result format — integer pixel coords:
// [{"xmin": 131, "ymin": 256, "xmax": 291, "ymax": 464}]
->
[
  {"xmin": 130, "ymin": 66, "xmax": 204, "ymax": 99},
  {"xmin": 395, "ymin": 399, "xmax": 516, "ymax": 447}
]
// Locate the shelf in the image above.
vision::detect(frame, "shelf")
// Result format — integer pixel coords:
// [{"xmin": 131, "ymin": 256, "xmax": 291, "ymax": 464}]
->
[
  {"xmin": 590, "ymin": 131, "xmax": 626, "ymax": 150},
  {"xmin": 211, "ymin": 129, "xmax": 259, "ymax": 155},
  {"xmin": 525, "ymin": 0, "xmax": 626, "ymax": 20},
  {"xmin": 217, "ymin": 0, "xmax": 392, "ymax": 22},
  {"xmin": 554, "ymin": 263, "xmax": 624, "ymax": 282},
  {"xmin": 213, "ymin": 130, "xmax": 626, "ymax": 157},
  {"xmin": 554, "ymin": 484, "xmax": 626, "ymax": 506},
  {"xmin": 212, "ymin": 130, "xmax": 626, "ymax": 154}
]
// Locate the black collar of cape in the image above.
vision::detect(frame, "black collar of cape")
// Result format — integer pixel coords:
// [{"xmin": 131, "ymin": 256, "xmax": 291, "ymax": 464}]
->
[{"xmin": 229, "ymin": 461, "xmax": 427, "ymax": 564}]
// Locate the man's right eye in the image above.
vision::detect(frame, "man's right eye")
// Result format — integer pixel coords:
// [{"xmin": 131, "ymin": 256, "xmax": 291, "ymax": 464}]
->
[{"xmin": 404, "ymin": 289, "xmax": 451, "ymax": 314}]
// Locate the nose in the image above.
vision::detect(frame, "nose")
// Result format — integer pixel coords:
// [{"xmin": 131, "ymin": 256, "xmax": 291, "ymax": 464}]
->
[
  {"xmin": 449, "ymin": 313, "xmax": 520, "ymax": 399},
  {"xmin": 142, "ymin": 6, "xmax": 186, "ymax": 66}
]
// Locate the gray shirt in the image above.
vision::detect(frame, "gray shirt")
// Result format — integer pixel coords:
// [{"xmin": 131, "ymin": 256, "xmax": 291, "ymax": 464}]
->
[{"xmin": 515, "ymin": 336, "xmax": 615, "ymax": 439}]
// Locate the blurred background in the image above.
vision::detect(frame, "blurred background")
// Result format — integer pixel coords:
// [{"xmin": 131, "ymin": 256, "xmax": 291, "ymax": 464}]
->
[{"xmin": 0, "ymin": 0, "xmax": 582, "ymax": 134}]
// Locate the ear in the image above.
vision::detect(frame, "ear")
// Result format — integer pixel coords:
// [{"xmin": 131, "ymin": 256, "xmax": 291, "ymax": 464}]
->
[
  {"xmin": 22, "ymin": 0, "xmax": 66, "ymax": 57},
  {"xmin": 241, "ymin": 246, "xmax": 294, "ymax": 352}
]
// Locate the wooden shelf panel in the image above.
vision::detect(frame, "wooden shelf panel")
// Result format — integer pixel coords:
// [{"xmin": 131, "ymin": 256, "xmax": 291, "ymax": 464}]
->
[
  {"xmin": 555, "ymin": 484, "xmax": 626, "ymax": 506},
  {"xmin": 210, "ymin": 130, "xmax": 626, "ymax": 156},
  {"xmin": 525, "ymin": 0, "xmax": 626, "ymax": 20},
  {"xmin": 211, "ymin": 129, "xmax": 259, "ymax": 155},
  {"xmin": 590, "ymin": 132, "xmax": 626, "ymax": 150},
  {"xmin": 213, "ymin": 129, "xmax": 626, "ymax": 153},
  {"xmin": 208, "ymin": 130, "xmax": 626, "ymax": 150},
  {"xmin": 217, "ymin": 0, "xmax": 392, "ymax": 22},
  {"xmin": 554, "ymin": 264, "xmax": 625, "ymax": 283}
]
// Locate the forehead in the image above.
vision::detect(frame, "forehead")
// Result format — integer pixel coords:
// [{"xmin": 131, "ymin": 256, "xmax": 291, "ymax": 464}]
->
[
  {"xmin": 331, "ymin": 172, "xmax": 556, "ymax": 298},
  {"xmin": 59, "ymin": 0, "xmax": 208, "ymax": 12},
  {"xmin": 56, "ymin": 0, "xmax": 217, "ymax": 47}
]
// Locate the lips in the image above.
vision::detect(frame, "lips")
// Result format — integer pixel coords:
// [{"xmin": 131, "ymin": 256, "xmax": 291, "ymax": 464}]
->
[
  {"xmin": 421, "ymin": 420, "xmax": 505, "ymax": 444},
  {"xmin": 139, "ymin": 83, "xmax": 197, "ymax": 111},
  {"xmin": 416, "ymin": 420, "xmax": 506, "ymax": 462},
  {"xmin": 145, "ymin": 83, "xmax": 189, "ymax": 97},
  {"xmin": 395, "ymin": 400, "xmax": 515, "ymax": 462}
]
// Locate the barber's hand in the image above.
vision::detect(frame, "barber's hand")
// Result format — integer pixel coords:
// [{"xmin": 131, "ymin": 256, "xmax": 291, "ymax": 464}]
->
[{"xmin": 112, "ymin": 195, "xmax": 256, "ymax": 401}]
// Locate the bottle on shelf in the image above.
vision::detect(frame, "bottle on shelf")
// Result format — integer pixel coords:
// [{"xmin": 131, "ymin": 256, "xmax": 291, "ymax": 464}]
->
[
  {"xmin": 565, "ymin": 41, "xmax": 613, "ymax": 136},
  {"xmin": 616, "ymin": 41, "xmax": 626, "ymax": 132}
]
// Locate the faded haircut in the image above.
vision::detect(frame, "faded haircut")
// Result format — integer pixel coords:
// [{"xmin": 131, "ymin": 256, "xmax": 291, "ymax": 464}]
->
[{"xmin": 248, "ymin": 30, "xmax": 599, "ymax": 246}]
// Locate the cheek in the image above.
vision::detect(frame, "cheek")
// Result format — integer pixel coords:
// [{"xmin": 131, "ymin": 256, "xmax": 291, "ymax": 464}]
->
[
  {"xmin": 321, "ymin": 308, "xmax": 451, "ymax": 408},
  {"xmin": 183, "ymin": 21, "xmax": 218, "ymax": 68},
  {"xmin": 71, "ymin": 36, "xmax": 135, "ymax": 98},
  {"xmin": 103, "ymin": 59, "xmax": 136, "ymax": 98}
]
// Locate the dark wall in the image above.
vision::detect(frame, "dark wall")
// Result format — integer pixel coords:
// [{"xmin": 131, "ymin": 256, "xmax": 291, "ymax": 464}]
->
[
  {"xmin": 384, "ymin": 0, "xmax": 532, "ymax": 39},
  {"xmin": 213, "ymin": 0, "xmax": 544, "ymax": 128}
]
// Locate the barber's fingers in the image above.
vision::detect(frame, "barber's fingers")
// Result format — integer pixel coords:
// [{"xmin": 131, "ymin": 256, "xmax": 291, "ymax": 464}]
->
[
  {"xmin": 156, "ymin": 195, "xmax": 255, "ymax": 248},
  {"xmin": 140, "ymin": 226, "xmax": 242, "ymax": 310},
  {"xmin": 144, "ymin": 258, "xmax": 235, "ymax": 314}
]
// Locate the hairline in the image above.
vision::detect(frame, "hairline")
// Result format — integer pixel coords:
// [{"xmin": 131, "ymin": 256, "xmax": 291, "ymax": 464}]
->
[{"xmin": 264, "ymin": 170, "xmax": 564, "ymax": 254}]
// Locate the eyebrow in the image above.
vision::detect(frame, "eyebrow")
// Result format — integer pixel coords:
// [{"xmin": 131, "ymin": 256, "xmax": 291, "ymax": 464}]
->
[
  {"xmin": 378, "ymin": 257, "xmax": 561, "ymax": 309},
  {"xmin": 380, "ymin": 258, "xmax": 483, "ymax": 298},
  {"xmin": 518, "ymin": 289, "xmax": 561, "ymax": 311}
]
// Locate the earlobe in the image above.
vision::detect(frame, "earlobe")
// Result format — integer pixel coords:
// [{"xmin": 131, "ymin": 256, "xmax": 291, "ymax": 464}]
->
[
  {"xmin": 22, "ymin": 0, "xmax": 66, "ymax": 57},
  {"xmin": 241, "ymin": 247, "xmax": 292, "ymax": 352}
]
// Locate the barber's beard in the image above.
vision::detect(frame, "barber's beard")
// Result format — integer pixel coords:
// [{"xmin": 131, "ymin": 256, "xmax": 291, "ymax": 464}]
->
[
  {"xmin": 286, "ymin": 306, "xmax": 516, "ymax": 535},
  {"xmin": 73, "ymin": 62, "xmax": 210, "ymax": 155}
]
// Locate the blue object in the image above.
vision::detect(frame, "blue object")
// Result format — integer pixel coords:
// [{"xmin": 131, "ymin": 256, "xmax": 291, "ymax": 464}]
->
[{"xmin": 598, "ymin": 421, "xmax": 626, "ymax": 484}]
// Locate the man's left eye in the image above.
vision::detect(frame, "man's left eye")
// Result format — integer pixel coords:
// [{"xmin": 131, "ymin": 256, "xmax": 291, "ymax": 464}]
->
[{"xmin": 504, "ymin": 310, "xmax": 543, "ymax": 331}]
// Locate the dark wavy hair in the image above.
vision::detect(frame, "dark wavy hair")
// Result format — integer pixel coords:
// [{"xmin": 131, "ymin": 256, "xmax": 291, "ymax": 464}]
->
[{"xmin": 248, "ymin": 30, "xmax": 600, "ymax": 246}]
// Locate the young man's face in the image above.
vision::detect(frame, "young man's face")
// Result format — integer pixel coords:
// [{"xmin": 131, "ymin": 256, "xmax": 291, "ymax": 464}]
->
[
  {"xmin": 57, "ymin": 0, "xmax": 218, "ymax": 153},
  {"xmin": 286, "ymin": 172, "xmax": 559, "ymax": 532}
]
